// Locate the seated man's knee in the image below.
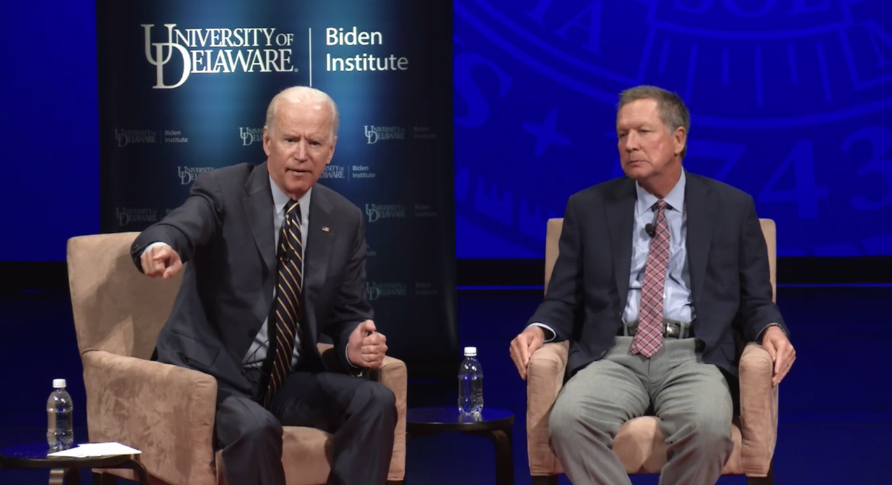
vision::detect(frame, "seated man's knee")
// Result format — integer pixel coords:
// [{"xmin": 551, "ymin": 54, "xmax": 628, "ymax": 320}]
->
[
  {"xmin": 240, "ymin": 412, "xmax": 283, "ymax": 444},
  {"xmin": 548, "ymin": 397, "xmax": 582, "ymax": 443},
  {"xmin": 358, "ymin": 381, "xmax": 397, "ymax": 417},
  {"xmin": 683, "ymin": 414, "xmax": 732, "ymax": 449}
]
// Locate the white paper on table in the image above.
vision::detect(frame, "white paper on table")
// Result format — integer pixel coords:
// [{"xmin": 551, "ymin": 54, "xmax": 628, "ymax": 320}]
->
[{"xmin": 47, "ymin": 442, "xmax": 142, "ymax": 458}]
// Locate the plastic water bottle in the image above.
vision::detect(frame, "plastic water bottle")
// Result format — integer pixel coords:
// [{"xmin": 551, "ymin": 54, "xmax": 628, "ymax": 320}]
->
[
  {"xmin": 458, "ymin": 346, "xmax": 483, "ymax": 415},
  {"xmin": 47, "ymin": 379, "xmax": 74, "ymax": 451}
]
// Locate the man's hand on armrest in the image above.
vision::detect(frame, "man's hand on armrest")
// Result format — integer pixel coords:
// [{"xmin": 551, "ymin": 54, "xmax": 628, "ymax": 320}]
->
[
  {"xmin": 759, "ymin": 326, "xmax": 795, "ymax": 387},
  {"xmin": 347, "ymin": 320, "xmax": 387, "ymax": 373},
  {"xmin": 527, "ymin": 323, "xmax": 556, "ymax": 342},
  {"xmin": 509, "ymin": 325, "xmax": 547, "ymax": 381}
]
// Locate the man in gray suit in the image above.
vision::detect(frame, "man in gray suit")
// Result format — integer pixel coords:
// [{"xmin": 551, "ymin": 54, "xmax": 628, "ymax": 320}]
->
[
  {"xmin": 131, "ymin": 86, "xmax": 396, "ymax": 485},
  {"xmin": 510, "ymin": 85, "xmax": 796, "ymax": 484}
]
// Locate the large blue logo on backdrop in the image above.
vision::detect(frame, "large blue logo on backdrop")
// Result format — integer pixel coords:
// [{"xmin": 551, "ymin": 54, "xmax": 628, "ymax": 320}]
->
[{"xmin": 454, "ymin": 0, "xmax": 892, "ymax": 258}]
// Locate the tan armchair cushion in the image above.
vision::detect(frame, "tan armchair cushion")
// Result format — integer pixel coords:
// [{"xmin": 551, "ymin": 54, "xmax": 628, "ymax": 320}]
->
[{"xmin": 82, "ymin": 351, "xmax": 218, "ymax": 485}]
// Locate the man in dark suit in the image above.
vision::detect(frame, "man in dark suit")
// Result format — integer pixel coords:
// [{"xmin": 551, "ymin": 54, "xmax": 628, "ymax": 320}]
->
[
  {"xmin": 509, "ymin": 85, "xmax": 796, "ymax": 484},
  {"xmin": 131, "ymin": 86, "xmax": 396, "ymax": 485}
]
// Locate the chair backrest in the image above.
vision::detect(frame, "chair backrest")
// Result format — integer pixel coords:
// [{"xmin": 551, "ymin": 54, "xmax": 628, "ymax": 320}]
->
[
  {"xmin": 66, "ymin": 232, "xmax": 183, "ymax": 359},
  {"xmin": 544, "ymin": 219, "xmax": 777, "ymax": 303}
]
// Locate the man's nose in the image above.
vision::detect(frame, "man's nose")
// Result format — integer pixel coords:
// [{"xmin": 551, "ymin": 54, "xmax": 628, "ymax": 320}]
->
[
  {"xmin": 294, "ymin": 141, "xmax": 308, "ymax": 160},
  {"xmin": 622, "ymin": 132, "xmax": 639, "ymax": 151}
]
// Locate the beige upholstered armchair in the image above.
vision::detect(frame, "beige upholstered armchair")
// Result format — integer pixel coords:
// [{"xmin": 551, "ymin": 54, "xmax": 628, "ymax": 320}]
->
[
  {"xmin": 66, "ymin": 232, "xmax": 407, "ymax": 485},
  {"xmin": 527, "ymin": 219, "xmax": 779, "ymax": 485}
]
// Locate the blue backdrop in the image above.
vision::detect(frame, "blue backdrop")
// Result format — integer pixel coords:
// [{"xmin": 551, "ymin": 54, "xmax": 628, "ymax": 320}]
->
[
  {"xmin": 0, "ymin": 0, "xmax": 890, "ymax": 262},
  {"xmin": 454, "ymin": 0, "xmax": 892, "ymax": 258}
]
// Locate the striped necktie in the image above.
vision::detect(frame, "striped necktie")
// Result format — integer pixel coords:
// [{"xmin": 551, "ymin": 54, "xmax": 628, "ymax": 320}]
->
[
  {"xmin": 264, "ymin": 199, "xmax": 303, "ymax": 405},
  {"xmin": 630, "ymin": 200, "xmax": 670, "ymax": 358}
]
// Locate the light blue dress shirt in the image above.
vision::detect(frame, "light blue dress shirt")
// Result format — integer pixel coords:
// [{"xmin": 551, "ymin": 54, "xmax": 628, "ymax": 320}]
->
[{"xmin": 623, "ymin": 171, "xmax": 694, "ymax": 324}]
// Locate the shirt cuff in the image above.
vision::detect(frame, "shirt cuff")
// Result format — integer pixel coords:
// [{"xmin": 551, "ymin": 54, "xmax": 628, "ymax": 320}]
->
[
  {"xmin": 141, "ymin": 241, "xmax": 170, "ymax": 256},
  {"xmin": 756, "ymin": 323, "xmax": 782, "ymax": 343},
  {"xmin": 346, "ymin": 345, "xmax": 359, "ymax": 368},
  {"xmin": 527, "ymin": 323, "xmax": 556, "ymax": 342}
]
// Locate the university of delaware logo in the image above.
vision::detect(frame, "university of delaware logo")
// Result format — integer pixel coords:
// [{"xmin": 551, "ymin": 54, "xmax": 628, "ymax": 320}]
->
[
  {"xmin": 240, "ymin": 127, "xmax": 264, "ymax": 146},
  {"xmin": 142, "ymin": 24, "xmax": 297, "ymax": 89},
  {"xmin": 365, "ymin": 204, "xmax": 407, "ymax": 223},
  {"xmin": 366, "ymin": 282, "xmax": 407, "ymax": 301},
  {"xmin": 364, "ymin": 125, "xmax": 405, "ymax": 144}
]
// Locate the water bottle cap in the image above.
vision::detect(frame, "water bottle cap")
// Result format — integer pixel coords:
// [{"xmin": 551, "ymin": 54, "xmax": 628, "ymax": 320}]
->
[
  {"xmin": 464, "ymin": 346, "xmax": 477, "ymax": 357},
  {"xmin": 53, "ymin": 379, "xmax": 66, "ymax": 389}
]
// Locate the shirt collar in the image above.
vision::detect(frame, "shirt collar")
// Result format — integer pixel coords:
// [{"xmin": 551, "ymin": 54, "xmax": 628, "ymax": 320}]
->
[
  {"xmin": 635, "ymin": 170, "xmax": 686, "ymax": 216},
  {"xmin": 270, "ymin": 176, "xmax": 312, "ymax": 221}
]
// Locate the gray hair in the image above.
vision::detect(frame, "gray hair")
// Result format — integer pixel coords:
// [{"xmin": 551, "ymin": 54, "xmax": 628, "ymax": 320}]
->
[
  {"xmin": 265, "ymin": 86, "xmax": 340, "ymax": 140},
  {"xmin": 617, "ymin": 85, "xmax": 690, "ymax": 159}
]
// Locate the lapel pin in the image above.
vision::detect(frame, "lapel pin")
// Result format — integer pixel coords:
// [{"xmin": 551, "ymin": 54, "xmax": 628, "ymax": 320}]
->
[{"xmin": 322, "ymin": 227, "xmax": 330, "ymax": 233}]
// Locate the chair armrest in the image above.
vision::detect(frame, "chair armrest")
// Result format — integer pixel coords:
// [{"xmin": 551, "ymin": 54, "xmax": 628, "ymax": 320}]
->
[
  {"xmin": 82, "ymin": 350, "xmax": 218, "ymax": 485},
  {"xmin": 527, "ymin": 341, "xmax": 569, "ymax": 475},
  {"xmin": 738, "ymin": 342, "xmax": 779, "ymax": 477},
  {"xmin": 316, "ymin": 343, "xmax": 407, "ymax": 481},
  {"xmin": 375, "ymin": 355, "xmax": 408, "ymax": 481}
]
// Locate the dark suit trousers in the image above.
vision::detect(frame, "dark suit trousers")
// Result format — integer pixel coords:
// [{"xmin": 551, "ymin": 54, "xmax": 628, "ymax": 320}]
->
[{"xmin": 215, "ymin": 371, "xmax": 397, "ymax": 485}]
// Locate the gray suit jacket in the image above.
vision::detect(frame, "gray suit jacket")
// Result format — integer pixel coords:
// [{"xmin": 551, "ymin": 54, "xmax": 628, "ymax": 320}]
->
[
  {"xmin": 131, "ymin": 162, "xmax": 372, "ymax": 396},
  {"xmin": 529, "ymin": 172, "xmax": 788, "ymax": 379}
]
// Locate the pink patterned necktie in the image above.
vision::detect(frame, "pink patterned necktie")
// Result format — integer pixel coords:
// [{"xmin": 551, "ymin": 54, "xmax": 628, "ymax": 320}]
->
[{"xmin": 630, "ymin": 200, "xmax": 670, "ymax": 358}]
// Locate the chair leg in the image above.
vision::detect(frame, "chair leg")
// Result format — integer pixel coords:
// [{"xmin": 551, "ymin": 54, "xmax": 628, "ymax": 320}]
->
[
  {"xmin": 92, "ymin": 472, "xmax": 116, "ymax": 485},
  {"xmin": 747, "ymin": 461, "xmax": 774, "ymax": 485},
  {"xmin": 532, "ymin": 476, "xmax": 559, "ymax": 485}
]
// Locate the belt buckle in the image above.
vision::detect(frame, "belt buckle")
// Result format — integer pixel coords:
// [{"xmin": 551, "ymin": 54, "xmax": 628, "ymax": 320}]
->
[{"xmin": 664, "ymin": 321, "xmax": 679, "ymax": 338}]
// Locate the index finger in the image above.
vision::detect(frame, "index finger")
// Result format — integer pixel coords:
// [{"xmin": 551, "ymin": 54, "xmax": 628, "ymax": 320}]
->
[
  {"xmin": 509, "ymin": 338, "xmax": 526, "ymax": 379},
  {"xmin": 769, "ymin": 344, "xmax": 784, "ymax": 384},
  {"xmin": 151, "ymin": 246, "xmax": 169, "ymax": 260},
  {"xmin": 142, "ymin": 247, "xmax": 161, "ymax": 276}
]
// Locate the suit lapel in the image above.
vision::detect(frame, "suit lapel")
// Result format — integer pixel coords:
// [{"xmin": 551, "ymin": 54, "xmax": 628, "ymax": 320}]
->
[
  {"xmin": 242, "ymin": 162, "xmax": 276, "ymax": 274},
  {"xmin": 684, "ymin": 172, "xmax": 716, "ymax": 310},
  {"xmin": 606, "ymin": 179, "xmax": 636, "ymax": 309},
  {"xmin": 303, "ymin": 186, "xmax": 334, "ymax": 335}
]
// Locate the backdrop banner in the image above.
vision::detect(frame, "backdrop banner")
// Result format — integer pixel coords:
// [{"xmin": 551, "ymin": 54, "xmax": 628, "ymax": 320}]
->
[{"xmin": 97, "ymin": 0, "xmax": 457, "ymax": 376}]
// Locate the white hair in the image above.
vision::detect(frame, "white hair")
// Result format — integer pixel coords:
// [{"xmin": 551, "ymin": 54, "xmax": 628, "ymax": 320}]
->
[{"xmin": 265, "ymin": 86, "xmax": 340, "ymax": 140}]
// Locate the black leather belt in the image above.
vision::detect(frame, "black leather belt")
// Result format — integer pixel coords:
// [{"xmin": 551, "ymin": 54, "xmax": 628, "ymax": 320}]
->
[{"xmin": 620, "ymin": 320, "xmax": 693, "ymax": 339}]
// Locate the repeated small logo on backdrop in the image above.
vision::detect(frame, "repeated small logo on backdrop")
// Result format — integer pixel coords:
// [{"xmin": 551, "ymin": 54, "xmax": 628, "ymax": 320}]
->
[
  {"xmin": 364, "ymin": 125, "xmax": 405, "ymax": 144},
  {"xmin": 351, "ymin": 165, "xmax": 376, "ymax": 179},
  {"xmin": 412, "ymin": 126, "xmax": 437, "ymax": 140},
  {"xmin": 366, "ymin": 282, "xmax": 408, "ymax": 301},
  {"xmin": 178, "ymin": 166, "xmax": 215, "ymax": 185},
  {"xmin": 163, "ymin": 129, "xmax": 188, "ymax": 143},
  {"xmin": 365, "ymin": 204, "xmax": 407, "ymax": 223},
  {"xmin": 116, "ymin": 207, "xmax": 158, "ymax": 227},
  {"xmin": 114, "ymin": 129, "xmax": 157, "ymax": 148},
  {"xmin": 240, "ymin": 127, "xmax": 264, "ymax": 146},
  {"xmin": 414, "ymin": 204, "xmax": 438, "ymax": 218}
]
